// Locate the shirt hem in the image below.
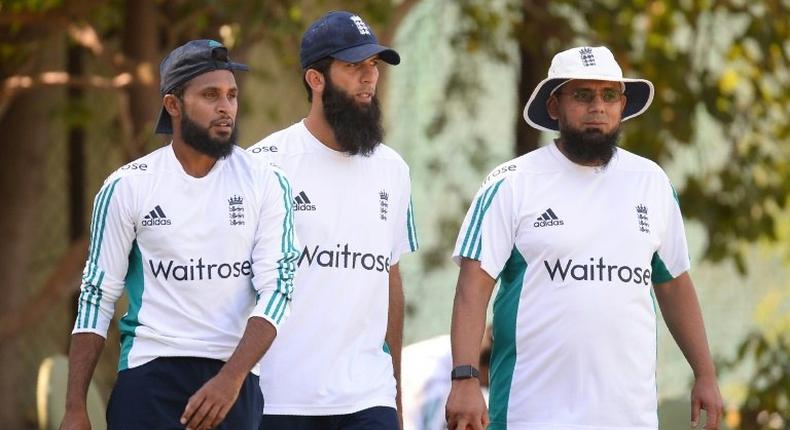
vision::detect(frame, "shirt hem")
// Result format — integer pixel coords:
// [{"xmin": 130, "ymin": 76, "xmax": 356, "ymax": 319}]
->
[
  {"xmin": 262, "ymin": 396, "xmax": 396, "ymax": 416},
  {"xmin": 489, "ymin": 422, "xmax": 656, "ymax": 430}
]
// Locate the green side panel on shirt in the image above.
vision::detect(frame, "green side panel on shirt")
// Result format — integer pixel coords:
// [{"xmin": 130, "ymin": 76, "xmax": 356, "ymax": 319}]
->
[
  {"xmin": 383, "ymin": 341, "xmax": 391, "ymax": 354},
  {"xmin": 651, "ymin": 252, "xmax": 673, "ymax": 284},
  {"xmin": 488, "ymin": 247, "xmax": 527, "ymax": 430},
  {"xmin": 118, "ymin": 240, "xmax": 144, "ymax": 371},
  {"xmin": 649, "ymin": 286, "xmax": 660, "ymax": 423}
]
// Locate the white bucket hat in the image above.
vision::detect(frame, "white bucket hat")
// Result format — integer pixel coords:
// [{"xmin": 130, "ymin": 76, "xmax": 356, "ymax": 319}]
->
[{"xmin": 523, "ymin": 46, "xmax": 655, "ymax": 132}]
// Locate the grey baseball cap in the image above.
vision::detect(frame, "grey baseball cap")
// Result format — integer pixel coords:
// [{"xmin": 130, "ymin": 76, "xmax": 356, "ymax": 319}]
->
[{"xmin": 155, "ymin": 39, "xmax": 249, "ymax": 134}]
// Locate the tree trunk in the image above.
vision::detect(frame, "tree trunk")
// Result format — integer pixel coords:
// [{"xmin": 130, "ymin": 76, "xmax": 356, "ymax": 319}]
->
[
  {"xmin": 515, "ymin": 43, "xmax": 542, "ymax": 155},
  {"xmin": 123, "ymin": 0, "xmax": 161, "ymax": 158},
  {"xmin": 0, "ymin": 35, "xmax": 64, "ymax": 429}
]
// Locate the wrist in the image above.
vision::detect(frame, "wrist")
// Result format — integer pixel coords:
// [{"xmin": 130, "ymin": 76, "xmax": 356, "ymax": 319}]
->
[
  {"xmin": 217, "ymin": 363, "xmax": 248, "ymax": 387},
  {"xmin": 451, "ymin": 377, "xmax": 481, "ymax": 390},
  {"xmin": 693, "ymin": 364, "xmax": 717, "ymax": 381},
  {"xmin": 694, "ymin": 371, "xmax": 717, "ymax": 382},
  {"xmin": 64, "ymin": 399, "xmax": 88, "ymax": 411}
]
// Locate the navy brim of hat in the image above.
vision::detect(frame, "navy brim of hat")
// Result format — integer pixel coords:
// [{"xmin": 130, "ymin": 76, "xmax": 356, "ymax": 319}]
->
[
  {"xmin": 330, "ymin": 43, "xmax": 400, "ymax": 65},
  {"xmin": 523, "ymin": 77, "xmax": 654, "ymax": 133}
]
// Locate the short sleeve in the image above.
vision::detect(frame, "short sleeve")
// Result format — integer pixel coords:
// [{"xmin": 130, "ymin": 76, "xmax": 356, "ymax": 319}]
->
[
  {"xmin": 390, "ymin": 171, "xmax": 419, "ymax": 265},
  {"xmin": 651, "ymin": 178, "xmax": 690, "ymax": 284},
  {"xmin": 452, "ymin": 177, "xmax": 516, "ymax": 279}
]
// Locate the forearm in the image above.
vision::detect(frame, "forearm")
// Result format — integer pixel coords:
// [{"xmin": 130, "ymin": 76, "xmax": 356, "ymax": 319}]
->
[
  {"xmin": 219, "ymin": 316, "xmax": 276, "ymax": 386},
  {"xmin": 386, "ymin": 264, "xmax": 405, "ymax": 411},
  {"xmin": 64, "ymin": 333, "xmax": 105, "ymax": 410},
  {"xmin": 451, "ymin": 259, "xmax": 496, "ymax": 368},
  {"xmin": 653, "ymin": 273, "xmax": 716, "ymax": 379}
]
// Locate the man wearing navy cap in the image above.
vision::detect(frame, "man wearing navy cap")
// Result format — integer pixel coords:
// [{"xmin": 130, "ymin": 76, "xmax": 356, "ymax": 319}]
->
[
  {"xmin": 248, "ymin": 11, "xmax": 418, "ymax": 430},
  {"xmin": 445, "ymin": 46, "xmax": 723, "ymax": 430},
  {"xmin": 60, "ymin": 39, "xmax": 298, "ymax": 430}
]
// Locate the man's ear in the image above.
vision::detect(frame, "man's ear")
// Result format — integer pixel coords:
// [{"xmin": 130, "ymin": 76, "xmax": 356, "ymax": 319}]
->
[
  {"xmin": 163, "ymin": 94, "xmax": 181, "ymax": 118},
  {"xmin": 305, "ymin": 69, "xmax": 325, "ymax": 96},
  {"xmin": 547, "ymin": 95, "xmax": 559, "ymax": 120}
]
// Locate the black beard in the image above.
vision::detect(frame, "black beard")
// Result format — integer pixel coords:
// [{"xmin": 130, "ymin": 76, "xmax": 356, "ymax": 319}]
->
[
  {"xmin": 322, "ymin": 78, "xmax": 382, "ymax": 156},
  {"xmin": 181, "ymin": 111, "xmax": 237, "ymax": 160},
  {"xmin": 558, "ymin": 125, "xmax": 620, "ymax": 166}
]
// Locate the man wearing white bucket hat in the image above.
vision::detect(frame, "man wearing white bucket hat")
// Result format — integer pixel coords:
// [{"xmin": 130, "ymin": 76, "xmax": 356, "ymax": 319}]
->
[{"xmin": 445, "ymin": 46, "xmax": 723, "ymax": 430}]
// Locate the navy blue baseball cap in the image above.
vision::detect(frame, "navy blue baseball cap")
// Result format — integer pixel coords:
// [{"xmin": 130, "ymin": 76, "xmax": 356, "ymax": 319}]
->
[
  {"xmin": 155, "ymin": 39, "xmax": 249, "ymax": 134},
  {"xmin": 300, "ymin": 11, "xmax": 400, "ymax": 69}
]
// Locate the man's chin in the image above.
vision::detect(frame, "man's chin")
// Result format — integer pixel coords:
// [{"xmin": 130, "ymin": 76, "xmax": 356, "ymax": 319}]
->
[{"xmin": 210, "ymin": 133, "xmax": 234, "ymax": 144}]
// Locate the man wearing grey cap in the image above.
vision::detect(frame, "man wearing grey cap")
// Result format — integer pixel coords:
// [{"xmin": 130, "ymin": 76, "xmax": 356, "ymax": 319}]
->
[
  {"xmin": 248, "ymin": 10, "xmax": 418, "ymax": 430},
  {"xmin": 445, "ymin": 46, "xmax": 723, "ymax": 430},
  {"xmin": 60, "ymin": 39, "xmax": 298, "ymax": 430}
]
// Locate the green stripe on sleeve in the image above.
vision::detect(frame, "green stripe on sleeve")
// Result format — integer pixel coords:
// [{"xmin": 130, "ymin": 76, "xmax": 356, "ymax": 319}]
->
[
  {"xmin": 472, "ymin": 180, "xmax": 506, "ymax": 259},
  {"xmin": 90, "ymin": 272, "xmax": 105, "ymax": 329},
  {"xmin": 81, "ymin": 272, "xmax": 104, "ymax": 329},
  {"xmin": 79, "ymin": 185, "xmax": 109, "ymax": 327},
  {"xmin": 460, "ymin": 186, "xmax": 492, "ymax": 256},
  {"xmin": 406, "ymin": 197, "xmax": 419, "ymax": 251},
  {"xmin": 79, "ymin": 178, "xmax": 120, "ymax": 328},
  {"xmin": 265, "ymin": 171, "xmax": 298, "ymax": 322},
  {"xmin": 463, "ymin": 179, "xmax": 505, "ymax": 259},
  {"xmin": 87, "ymin": 180, "xmax": 119, "ymax": 283}
]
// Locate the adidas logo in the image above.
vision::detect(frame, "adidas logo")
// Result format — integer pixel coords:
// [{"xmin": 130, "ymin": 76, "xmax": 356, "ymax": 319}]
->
[
  {"xmin": 293, "ymin": 191, "xmax": 317, "ymax": 212},
  {"xmin": 534, "ymin": 208, "xmax": 564, "ymax": 228},
  {"xmin": 142, "ymin": 205, "xmax": 172, "ymax": 226}
]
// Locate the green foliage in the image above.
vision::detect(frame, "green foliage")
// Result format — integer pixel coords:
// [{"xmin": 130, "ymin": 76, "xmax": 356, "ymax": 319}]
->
[
  {"xmin": 438, "ymin": 0, "xmax": 790, "ymax": 273},
  {"xmin": 2, "ymin": 0, "xmax": 64, "ymax": 13},
  {"xmin": 720, "ymin": 332, "xmax": 790, "ymax": 429}
]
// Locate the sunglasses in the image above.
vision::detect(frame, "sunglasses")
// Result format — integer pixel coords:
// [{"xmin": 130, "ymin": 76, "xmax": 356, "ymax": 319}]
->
[{"xmin": 555, "ymin": 88, "xmax": 624, "ymax": 104}]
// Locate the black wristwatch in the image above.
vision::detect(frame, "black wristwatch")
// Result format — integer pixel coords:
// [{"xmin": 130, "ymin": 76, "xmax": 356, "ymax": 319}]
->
[{"xmin": 450, "ymin": 365, "xmax": 480, "ymax": 380}]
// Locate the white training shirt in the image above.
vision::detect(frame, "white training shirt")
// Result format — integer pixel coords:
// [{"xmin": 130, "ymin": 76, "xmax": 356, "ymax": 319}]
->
[
  {"xmin": 73, "ymin": 145, "xmax": 299, "ymax": 372},
  {"xmin": 248, "ymin": 120, "xmax": 419, "ymax": 415},
  {"xmin": 453, "ymin": 143, "xmax": 690, "ymax": 430}
]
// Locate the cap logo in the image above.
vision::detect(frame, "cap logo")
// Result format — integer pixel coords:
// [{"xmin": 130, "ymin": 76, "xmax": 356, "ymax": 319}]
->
[
  {"xmin": 350, "ymin": 15, "xmax": 371, "ymax": 35},
  {"xmin": 579, "ymin": 47, "xmax": 596, "ymax": 67}
]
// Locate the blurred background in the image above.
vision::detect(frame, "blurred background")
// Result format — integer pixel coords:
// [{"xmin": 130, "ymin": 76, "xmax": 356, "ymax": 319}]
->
[{"xmin": 0, "ymin": 0, "xmax": 787, "ymax": 429}]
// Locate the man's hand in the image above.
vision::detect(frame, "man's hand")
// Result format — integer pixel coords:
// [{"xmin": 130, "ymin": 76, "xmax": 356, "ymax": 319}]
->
[
  {"xmin": 180, "ymin": 373, "xmax": 241, "ymax": 430},
  {"xmin": 59, "ymin": 408, "xmax": 91, "ymax": 430},
  {"xmin": 690, "ymin": 375, "xmax": 723, "ymax": 429},
  {"xmin": 60, "ymin": 333, "xmax": 105, "ymax": 430},
  {"xmin": 446, "ymin": 379, "xmax": 488, "ymax": 430}
]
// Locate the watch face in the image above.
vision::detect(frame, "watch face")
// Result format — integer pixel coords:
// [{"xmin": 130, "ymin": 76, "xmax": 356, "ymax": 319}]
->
[{"xmin": 451, "ymin": 365, "xmax": 479, "ymax": 380}]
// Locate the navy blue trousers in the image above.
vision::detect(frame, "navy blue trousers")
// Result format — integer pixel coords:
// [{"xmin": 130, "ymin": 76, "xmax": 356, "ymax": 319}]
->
[
  {"xmin": 260, "ymin": 406, "xmax": 399, "ymax": 430},
  {"xmin": 107, "ymin": 357, "xmax": 263, "ymax": 430}
]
